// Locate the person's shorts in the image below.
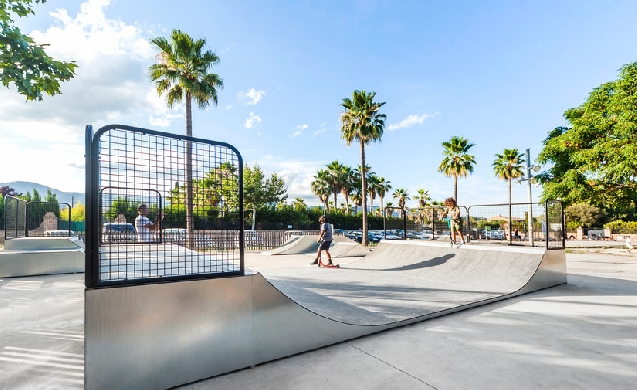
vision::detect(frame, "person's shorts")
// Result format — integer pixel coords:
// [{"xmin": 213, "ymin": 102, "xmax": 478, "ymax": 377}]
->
[
  {"xmin": 318, "ymin": 240, "xmax": 332, "ymax": 250},
  {"xmin": 449, "ymin": 220, "xmax": 461, "ymax": 232}
]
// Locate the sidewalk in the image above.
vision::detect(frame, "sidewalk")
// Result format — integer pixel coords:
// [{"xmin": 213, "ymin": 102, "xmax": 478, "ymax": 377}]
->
[{"xmin": 180, "ymin": 252, "xmax": 637, "ymax": 390}]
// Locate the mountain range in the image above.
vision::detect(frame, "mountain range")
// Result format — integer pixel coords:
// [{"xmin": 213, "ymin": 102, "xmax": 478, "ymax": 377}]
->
[{"xmin": 0, "ymin": 181, "xmax": 84, "ymax": 206}]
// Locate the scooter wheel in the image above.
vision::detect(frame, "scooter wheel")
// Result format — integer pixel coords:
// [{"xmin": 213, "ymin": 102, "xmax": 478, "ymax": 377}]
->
[{"xmin": 336, "ymin": 264, "xmax": 340, "ymax": 268}]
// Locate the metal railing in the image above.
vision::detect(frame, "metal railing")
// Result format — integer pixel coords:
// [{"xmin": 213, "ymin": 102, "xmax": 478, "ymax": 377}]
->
[
  {"xmin": 4, "ymin": 196, "xmax": 26, "ymax": 239},
  {"xmin": 382, "ymin": 200, "xmax": 565, "ymax": 249},
  {"xmin": 3, "ymin": 196, "xmax": 71, "ymax": 238}
]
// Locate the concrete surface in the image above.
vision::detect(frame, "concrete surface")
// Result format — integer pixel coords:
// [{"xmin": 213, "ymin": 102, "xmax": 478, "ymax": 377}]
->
[
  {"xmin": 180, "ymin": 251, "xmax": 636, "ymax": 390},
  {"xmin": 0, "ymin": 248, "xmax": 635, "ymax": 389}
]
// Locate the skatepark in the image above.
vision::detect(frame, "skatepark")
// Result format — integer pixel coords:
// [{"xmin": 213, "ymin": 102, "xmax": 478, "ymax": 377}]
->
[
  {"xmin": 1, "ymin": 236, "xmax": 636, "ymax": 389},
  {"xmin": 2, "ymin": 125, "xmax": 635, "ymax": 389}
]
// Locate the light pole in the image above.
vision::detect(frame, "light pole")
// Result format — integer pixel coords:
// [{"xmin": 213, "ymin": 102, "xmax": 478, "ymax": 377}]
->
[{"xmin": 517, "ymin": 149, "xmax": 541, "ymax": 246}]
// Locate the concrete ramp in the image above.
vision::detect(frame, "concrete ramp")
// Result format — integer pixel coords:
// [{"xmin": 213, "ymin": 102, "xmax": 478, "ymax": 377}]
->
[
  {"xmin": 0, "ymin": 237, "xmax": 84, "ymax": 278},
  {"xmin": 85, "ymin": 240, "xmax": 566, "ymax": 390},
  {"xmin": 264, "ymin": 235, "xmax": 369, "ymax": 257}
]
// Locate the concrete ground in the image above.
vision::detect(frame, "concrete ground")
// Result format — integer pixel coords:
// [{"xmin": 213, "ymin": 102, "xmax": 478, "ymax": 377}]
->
[{"xmin": 0, "ymin": 248, "xmax": 636, "ymax": 389}]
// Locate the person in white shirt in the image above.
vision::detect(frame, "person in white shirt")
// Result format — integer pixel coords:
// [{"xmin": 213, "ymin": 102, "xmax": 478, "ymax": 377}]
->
[
  {"xmin": 626, "ymin": 237, "xmax": 634, "ymax": 253},
  {"xmin": 134, "ymin": 204, "xmax": 162, "ymax": 242}
]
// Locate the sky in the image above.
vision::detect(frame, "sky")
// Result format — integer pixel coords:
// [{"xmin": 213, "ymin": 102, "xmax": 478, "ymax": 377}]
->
[{"xmin": 2, "ymin": 0, "xmax": 637, "ymax": 208}]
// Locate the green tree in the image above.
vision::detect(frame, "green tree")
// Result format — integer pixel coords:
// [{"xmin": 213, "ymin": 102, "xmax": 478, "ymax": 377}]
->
[
  {"xmin": 244, "ymin": 164, "xmax": 288, "ymax": 230},
  {"xmin": 341, "ymin": 90, "xmax": 386, "ymax": 246},
  {"xmin": 339, "ymin": 165, "xmax": 355, "ymax": 214},
  {"xmin": 326, "ymin": 160, "xmax": 346, "ymax": 211},
  {"xmin": 493, "ymin": 148, "xmax": 525, "ymax": 242},
  {"xmin": 414, "ymin": 189, "xmax": 431, "ymax": 208},
  {"xmin": 565, "ymin": 203, "xmax": 602, "ymax": 230},
  {"xmin": 1, "ymin": 0, "xmax": 77, "ymax": 100},
  {"xmin": 493, "ymin": 149, "xmax": 525, "ymax": 206},
  {"xmin": 376, "ymin": 177, "xmax": 392, "ymax": 215},
  {"xmin": 311, "ymin": 169, "xmax": 331, "ymax": 211},
  {"xmin": 438, "ymin": 136, "xmax": 476, "ymax": 204},
  {"xmin": 292, "ymin": 198, "xmax": 307, "ymax": 211},
  {"xmin": 538, "ymin": 62, "xmax": 637, "ymax": 217},
  {"xmin": 150, "ymin": 29, "xmax": 224, "ymax": 247}
]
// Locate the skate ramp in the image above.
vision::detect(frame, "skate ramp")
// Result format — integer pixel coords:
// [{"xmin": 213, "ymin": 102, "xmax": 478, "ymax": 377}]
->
[
  {"xmin": 85, "ymin": 240, "xmax": 566, "ymax": 390},
  {"xmin": 263, "ymin": 235, "xmax": 370, "ymax": 257},
  {"xmin": 0, "ymin": 237, "xmax": 84, "ymax": 277}
]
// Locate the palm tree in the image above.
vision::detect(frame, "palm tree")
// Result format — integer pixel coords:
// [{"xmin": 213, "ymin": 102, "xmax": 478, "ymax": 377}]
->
[
  {"xmin": 292, "ymin": 198, "xmax": 307, "ymax": 211},
  {"xmin": 326, "ymin": 160, "xmax": 345, "ymax": 212},
  {"xmin": 340, "ymin": 165, "xmax": 355, "ymax": 214},
  {"xmin": 150, "ymin": 29, "xmax": 223, "ymax": 247},
  {"xmin": 413, "ymin": 189, "xmax": 430, "ymax": 208},
  {"xmin": 341, "ymin": 90, "xmax": 386, "ymax": 246},
  {"xmin": 311, "ymin": 169, "xmax": 331, "ymax": 211},
  {"xmin": 392, "ymin": 188, "xmax": 410, "ymax": 217},
  {"xmin": 413, "ymin": 189, "xmax": 431, "ymax": 225},
  {"xmin": 438, "ymin": 136, "xmax": 476, "ymax": 204},
  {"xmin": 367, "ymin": 174, "xmax": 380, "ymax": 214},
  {"xmin": 493, "ymin": 148, "xmax": 525, "ymax": 243},
  {"xmin": 349, "ymin": 189, "xmax": 363, "ymax": 214},
  {"xmin": 376, "ymin": 177, "xmax": 392, "ymax": 215}
]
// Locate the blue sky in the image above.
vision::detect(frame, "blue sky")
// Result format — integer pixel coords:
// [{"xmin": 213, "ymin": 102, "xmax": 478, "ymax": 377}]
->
[{"xmin": 2, "ymin": 0, "xmax": 637, "ymax": 207}]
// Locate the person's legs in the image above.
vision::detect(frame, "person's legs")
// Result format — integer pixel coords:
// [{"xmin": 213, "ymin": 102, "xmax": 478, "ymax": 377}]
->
[
  {"xmin": 311, "ymin": 247, "xmax": 321, "ymax": 264},
  {"xmin": 325, "ymin": 249, "xmax": 332, "ymax": 264}
]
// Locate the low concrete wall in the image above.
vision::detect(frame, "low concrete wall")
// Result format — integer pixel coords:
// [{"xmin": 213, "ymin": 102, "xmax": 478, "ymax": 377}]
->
[{"xmin": 0, "ymin": 237, "xmax": 83, "ymax": 278}]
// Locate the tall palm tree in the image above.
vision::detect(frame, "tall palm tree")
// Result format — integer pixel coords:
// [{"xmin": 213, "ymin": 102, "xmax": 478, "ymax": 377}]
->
[
  {"xmin": 311, "ymin": 169, "xmax": 331, "ymax": 211},
  {"xmin": 376, "ymin": 177, "xmax": 392, "ymax": 216},
  {"xmin": 493, "ymin": 148, "xmax": 525, "ymax": 243},
  {"xmin": 367, "ymin": 174, "xmax": 380, "ymax": 214},
  {"xmin": 438, "ymin": 136, "xmax": 476, "ymax": 204},
  {"xmin": 326, "ymin": 160, "xmax": 345, "ymax": 212},
  {"xmin": 150, "ymin": 29, "xmax": 223, "ymax": 247},
  {"xmin": 341, "ymin": 90, "xmax": 386, "ymax": 246},
  {"xmin": 392, "ymin": 188, "xmax": 410, "ymax": 217},
  {"xmin": 340, "ymin": 165, "xmax": 355, "ymax": 214},
  {"xmin": 413, "ymin": 189, "xmax": 431, "ymax": 208},
  {"xmin": 413, "ymin": 189, "xmax": 431, "ymax": 225}
]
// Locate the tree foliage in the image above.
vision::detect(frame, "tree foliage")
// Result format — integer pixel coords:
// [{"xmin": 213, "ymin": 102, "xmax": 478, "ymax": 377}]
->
[
  {"xmin": 1, "ymin": 0, "xmax": 77, "ymax": 100},
  {"xmin": 565, "ymin": 203, "xmax": 602, "ymax": 230},
  {"xmin": 538, "ymin": 62, "xmax": 637, "ymax": 216},
  {"xmin": 438, "ymin": 136, "xmax": 476, "ymax": 204},
  {"xmin": 243, "ymin": 164, "xmax": 288, "ymax": 230},
  {"xmin": 341, "ymin": 90, "xmax": 386, "ymax": 246}
]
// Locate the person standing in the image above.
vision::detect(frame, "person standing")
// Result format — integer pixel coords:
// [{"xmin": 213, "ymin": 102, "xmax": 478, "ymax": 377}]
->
[
  {"xmin": 312, "ymin": 215, "xmax": 333, "ymax": 265},
  {"xmin": 135, "ymin": 204, "xmax": 162, "ymax": 242},
  {"xmin": 626, "ymin": 236, "xmax": 634, "ymax": 253},
  {"xmin": 442, "ymin": 197, "xmax": 465, "ymax": 247}
]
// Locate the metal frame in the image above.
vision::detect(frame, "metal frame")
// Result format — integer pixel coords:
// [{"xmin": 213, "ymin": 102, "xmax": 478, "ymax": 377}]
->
[{"xmin": 85, "ymin": 124, "xmax": 245, "ymax": 289}]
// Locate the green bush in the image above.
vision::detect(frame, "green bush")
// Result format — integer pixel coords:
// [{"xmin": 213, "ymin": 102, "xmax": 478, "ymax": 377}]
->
[{"xmin": 604, "ymin": 220, "xmax": 637, "ymax": 234}]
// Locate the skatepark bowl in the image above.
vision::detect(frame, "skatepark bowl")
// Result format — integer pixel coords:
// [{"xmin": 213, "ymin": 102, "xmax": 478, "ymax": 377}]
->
[{"xmin": 81, "ymin": 238, "xmax": 565, "ymax": 390}]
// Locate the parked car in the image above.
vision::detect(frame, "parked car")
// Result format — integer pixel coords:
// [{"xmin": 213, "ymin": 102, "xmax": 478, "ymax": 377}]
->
[
  {"xmin": 44, "ymin": 230, "xmax": 74, "ymax": 237},
  {"xmin": 102, "ymin": 223, "xmax": 136, "ymax": 242}
]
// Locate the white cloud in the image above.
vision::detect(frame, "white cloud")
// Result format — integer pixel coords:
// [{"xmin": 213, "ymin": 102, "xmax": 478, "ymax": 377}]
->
[
  {"xmin": 238, "ymin": 88, "xmax": 266, "ymax": 105},
  {"xmin": 387, "ymin": 113, "xmax": 438, "ymax": 131},
  {"xmin": 312, "ymin": 123, "xmax": 327, "ymax": 137},
  {"xmin": 250, "ymin": 155, "xmax": 326, "ymax": 204},
  {"xmin": 289, "ymin": 124, "xmax": 308, "ymax": 138},
  {"xmin": 245, "ymin": 112, "xmax": 262, "ymax": 129},
  {"xmin": 0, "ymin": 0, "xmax": 173, "ymax": 192}
]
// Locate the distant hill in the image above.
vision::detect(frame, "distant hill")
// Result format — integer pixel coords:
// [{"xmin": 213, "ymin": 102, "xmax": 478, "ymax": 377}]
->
[{"xmin": 0, "ymin": 181, "xmax": 84, "ymax": 206}]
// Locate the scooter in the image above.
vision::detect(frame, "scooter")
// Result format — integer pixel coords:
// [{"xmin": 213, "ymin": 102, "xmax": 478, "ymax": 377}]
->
[{"xmin": 317, "ymin": 257, "xmax": 340, "ymax": 268}]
